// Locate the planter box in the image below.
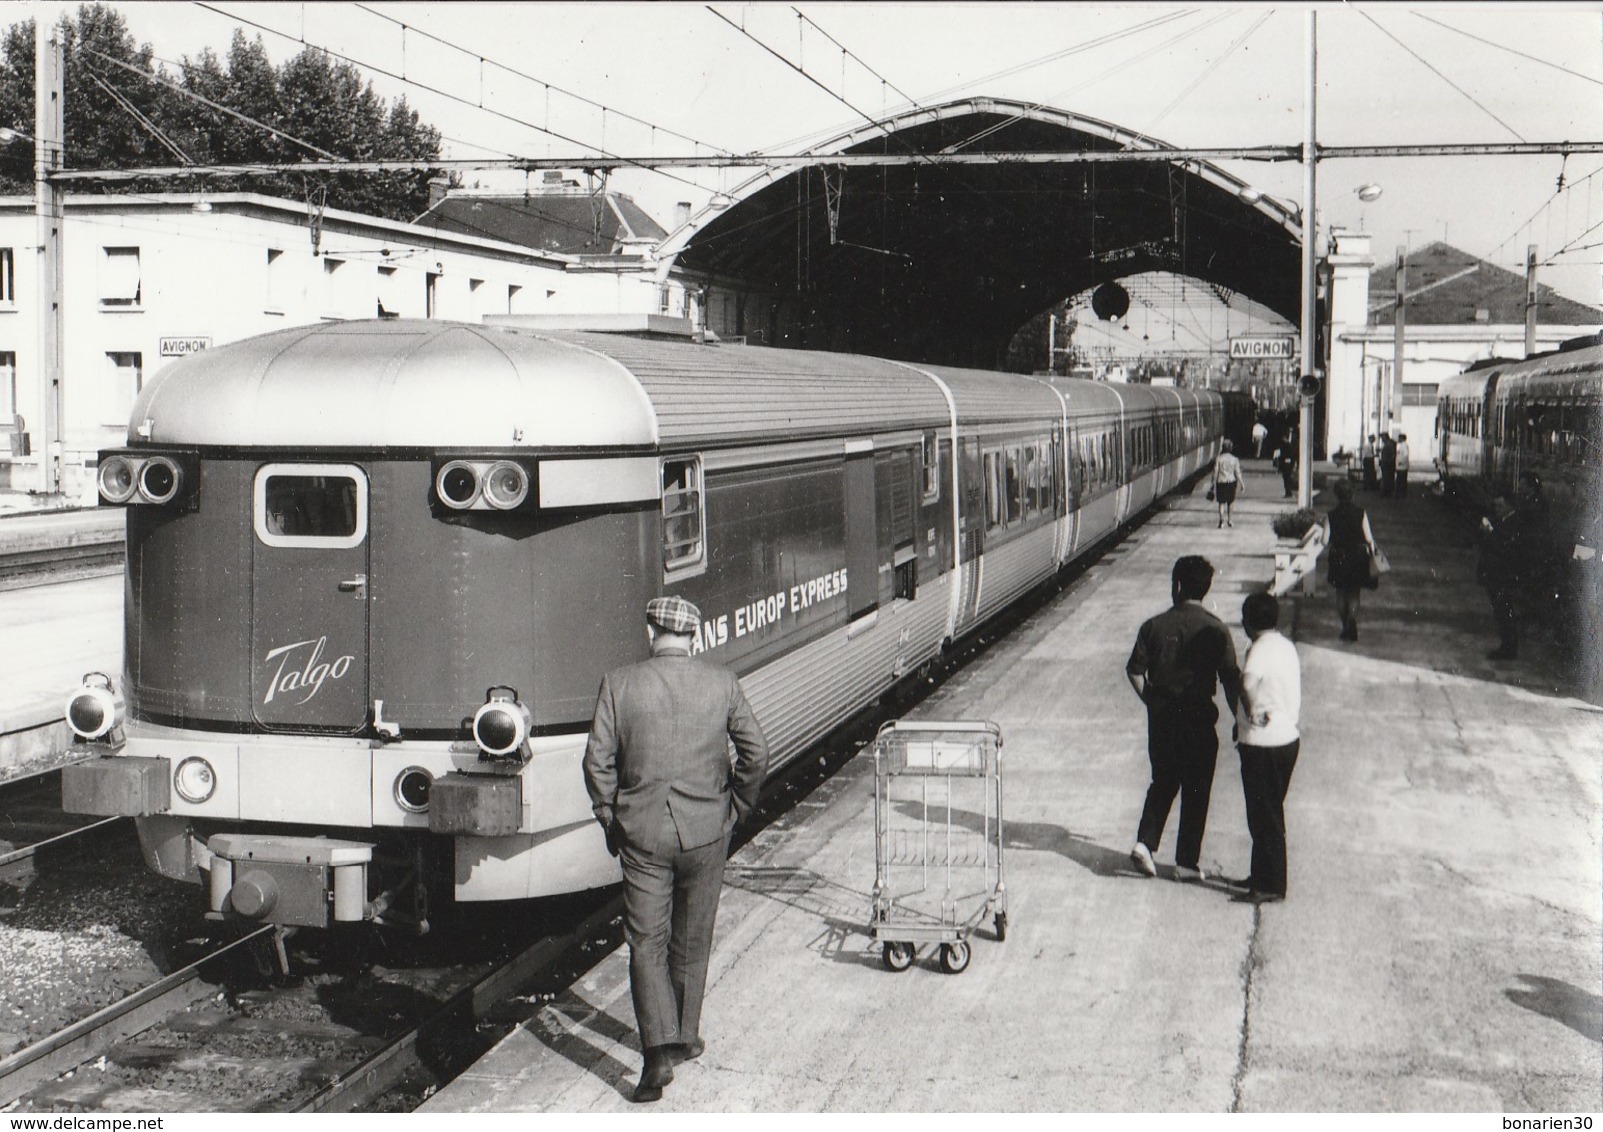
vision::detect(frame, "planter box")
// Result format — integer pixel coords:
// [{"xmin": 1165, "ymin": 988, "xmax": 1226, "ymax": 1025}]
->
[{"xmin": 1271, "ymin": 524, "xmax": 1325, "ymax": 597}]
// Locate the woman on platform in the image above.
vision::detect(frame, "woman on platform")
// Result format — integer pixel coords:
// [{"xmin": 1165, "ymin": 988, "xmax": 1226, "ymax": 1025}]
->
[
  {"xmin": 1324, "ymin": 478, "xmax": 1378, "ymax": 642},
  {"xmin": 1212, "ymin": 439, "xmax": 1243, "ymax": 528}
]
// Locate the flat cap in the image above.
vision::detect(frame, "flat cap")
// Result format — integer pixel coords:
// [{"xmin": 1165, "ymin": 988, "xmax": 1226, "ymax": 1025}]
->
[{"xmin": 646, "ymin": 595, "xmax": 701, "ymax": 634}]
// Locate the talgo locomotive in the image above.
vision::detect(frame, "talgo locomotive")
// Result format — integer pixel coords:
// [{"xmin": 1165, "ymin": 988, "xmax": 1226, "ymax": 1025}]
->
[{"xmin": 62, "ymin": 318, "xmax": 1224, "ymax": 931}]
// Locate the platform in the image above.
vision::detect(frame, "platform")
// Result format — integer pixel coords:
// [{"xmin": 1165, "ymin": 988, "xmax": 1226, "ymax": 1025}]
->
[{"xmin": 422, "ymin": 462, "xmax": 1603, "ymax": 1113}]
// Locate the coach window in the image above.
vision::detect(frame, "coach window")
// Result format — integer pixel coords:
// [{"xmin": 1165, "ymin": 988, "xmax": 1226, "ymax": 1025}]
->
[
  {"xmin": 662, "ymin": 456, "xmax": 706, "ymax": 575},
  {"xmin": 255, "ymin": 464, "xmax": 368, "ymax": 549},
  {"xmin": 921, "ymin": 431, "xmax": 940, "ymax": 502},
  {"xmin": 983, "ymin": 451, "xmax": 1003, "ymax": 529},
  {"xmin": 1021, "ymin": 445, "xmax": 1039, "ymax": 517}
]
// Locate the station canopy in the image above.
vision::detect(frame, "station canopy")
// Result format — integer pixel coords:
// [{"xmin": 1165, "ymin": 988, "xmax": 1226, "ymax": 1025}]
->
[{"xmin": 660, "ymin": 97, "xmax": 1303, "ymax": 368}]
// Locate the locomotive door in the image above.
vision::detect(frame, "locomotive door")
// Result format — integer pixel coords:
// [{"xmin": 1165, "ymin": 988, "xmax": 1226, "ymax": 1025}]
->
[{"xmin": 250, "ymin": 463, "xmax": 370, "ymax": 733}]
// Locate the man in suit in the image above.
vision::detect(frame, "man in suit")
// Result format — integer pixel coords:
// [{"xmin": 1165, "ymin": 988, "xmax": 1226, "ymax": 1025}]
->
[{"xmin": 583, "ymin": 595, "xmax": 770, "ymax": 1103}]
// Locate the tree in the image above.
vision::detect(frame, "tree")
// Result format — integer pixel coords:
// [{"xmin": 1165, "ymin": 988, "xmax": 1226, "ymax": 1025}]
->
[{"xmin": 0, "ymin": 4, "xmax": 448, "ymax": 220}]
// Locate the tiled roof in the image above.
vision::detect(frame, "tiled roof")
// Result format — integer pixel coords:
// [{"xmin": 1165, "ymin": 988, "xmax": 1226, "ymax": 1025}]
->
[
  {"xmin": 1368, "ymin": 241, "xmax": 1601, "ymax": 326},
  {"xmin": 413, "ymin": 192, "xmax": 668, "ymax": 256}
]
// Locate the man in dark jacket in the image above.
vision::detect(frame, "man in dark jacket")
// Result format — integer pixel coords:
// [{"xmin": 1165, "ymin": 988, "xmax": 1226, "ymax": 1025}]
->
[
  {"xmin": 1125, "ymin": 556, "xmax": 1241, "ymax": 882},
  {"xmin": 583, "ymin": 596, "xmax": 770, "ymax": 1103},
  {"xmin": 1477, "ymin": 498, "xmax": 1525, "ymax": 660}
]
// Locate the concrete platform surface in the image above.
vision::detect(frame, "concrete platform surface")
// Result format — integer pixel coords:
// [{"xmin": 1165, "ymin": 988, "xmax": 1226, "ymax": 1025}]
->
[{"xmin": 422, "ymin": 464, "xmax": 1603, "ymax": 1113}]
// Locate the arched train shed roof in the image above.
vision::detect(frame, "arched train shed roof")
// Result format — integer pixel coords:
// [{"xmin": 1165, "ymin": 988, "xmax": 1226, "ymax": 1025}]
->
[{"xmin": 659, "ymin": 97, "xmax": 1302, "ymax": 367}]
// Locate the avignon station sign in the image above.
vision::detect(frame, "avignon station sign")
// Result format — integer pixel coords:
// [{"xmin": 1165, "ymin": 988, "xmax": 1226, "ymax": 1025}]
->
[{"xmin": 1229, "ymin": 336, "xmax": 1296, "ymax": 360}]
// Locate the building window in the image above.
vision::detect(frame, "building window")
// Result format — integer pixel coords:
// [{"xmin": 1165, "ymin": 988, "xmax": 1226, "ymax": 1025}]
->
[
  {"xmin": 104, "ymin": 352, "xmax": 142, "ymax": 427},
  {"xmin": 322, "ymin": 257, "xmax": 345, "ymax": 318},
  {"xmin": 0, "ymin": 352, "xmax": 15, "ymax": 421},
  {"xmin": 507, "ymin": 283, "xmax": 522, "ymax": 314},
  {"xmin": 265, "ymin": 248, "xmax": 285, "ymax": 312},
  {"xmin": 0, "ymin": 248, "xmax": 14, "ymax": 305},
  {"xmin": 376, "ymin": 265, "xmax": 401, "ymax": 318},
  {"xmin": 1402, "ymin": 383, "xmax": 1440, "ymax": 407},
  {"xmin": 425, "ymin": 271, "xmax": 440, "ymax": 319},
  {"xmin": 661, "ymin": 456, "xmax": 706, "ymax": 575},
  {"xmin": 100, "ymin": 247, "xmax": 141, "ymax": 308}
]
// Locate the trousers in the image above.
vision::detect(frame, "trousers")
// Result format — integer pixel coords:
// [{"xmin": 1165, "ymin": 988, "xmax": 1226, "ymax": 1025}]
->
[
  {"xmin": 1238, "ymin": 739, "xmax": 1300, "ymax": 896},
  {"xmin": 619, "ymin": 830, "xmax": 729, "ymax": 1050},
  {"xmin": 1136, "ymin": 708, "xmax": 1219, "ymax": 869}
]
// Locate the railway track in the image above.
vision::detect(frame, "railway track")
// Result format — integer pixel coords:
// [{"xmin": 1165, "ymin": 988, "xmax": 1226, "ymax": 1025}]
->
[
  {"xmin": 0, "ymin": 511, "xmax": 124, "ymax": 592},
  {"xmin": 0, "ymin": 767, "xmax": 122, "ymax": 884}
]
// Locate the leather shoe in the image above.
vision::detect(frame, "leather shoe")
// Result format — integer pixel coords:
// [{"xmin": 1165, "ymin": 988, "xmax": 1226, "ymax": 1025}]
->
[
  {"xmin": 632, "ymin": 1051, "xmax": 674, "ymax": 1103},
  {"xmin": 673, "ymin": 1038, "xmax": 706, "ymax": 1063}
]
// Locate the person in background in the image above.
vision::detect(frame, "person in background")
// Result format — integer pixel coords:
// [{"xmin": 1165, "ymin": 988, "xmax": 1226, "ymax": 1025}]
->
[
  {"xmin": 1361, "ymin": 434, "xmax": 1379, "ymax": 492},
  {"xmin": 1380, "ymin": 432, "xmax": 1398, "ymax": 497},
  {"xmin": 1394, "ymin": 433, "xmax": 1411, "ymax": 497},
  {"xmin": 1212, "ymin": 439, "xmax": 1243, "ymax": 528},
  {"xmin": 1324, "ymin": 478, "xmax": 1379, "ymax": 642},
  {"xmin": 583, "ymin": 596, "xmax": 771, "ymax": 1103},
  {"xmin": 1251, "ymin": 419, "xmax": 1269, "ymax": 459},
  {"xmin": 1125, "ymin": 556, "xmax": 1241, "ymax": 883},
  {"xmin": 1477, "ymin": 498, "xmax": 1525, "ymax": 661},
  {"xmin": 1275, "ymin": 429, "xmax": 1298, "ymax": 499},
  {"xmin": 1227, "ymin": 592, "xmax": 1302, "ymax": 905}
]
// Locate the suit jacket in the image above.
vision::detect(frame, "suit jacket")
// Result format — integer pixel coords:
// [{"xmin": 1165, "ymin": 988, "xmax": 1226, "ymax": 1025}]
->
[{"xmin": 582, "ymin": 644, "xmax": 770, "ymax": 856}]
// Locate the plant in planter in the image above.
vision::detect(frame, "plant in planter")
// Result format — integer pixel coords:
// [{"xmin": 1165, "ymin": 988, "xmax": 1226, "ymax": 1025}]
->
[{"xmin": 1272, "ymin": 507, "xmax": 1320, "ymax": 540}]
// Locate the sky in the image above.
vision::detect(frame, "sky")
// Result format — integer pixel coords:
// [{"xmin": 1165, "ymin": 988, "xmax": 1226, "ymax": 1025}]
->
[{"xmin": 45, "ymin": 1, "xmax": 1603, "ymax": 336}]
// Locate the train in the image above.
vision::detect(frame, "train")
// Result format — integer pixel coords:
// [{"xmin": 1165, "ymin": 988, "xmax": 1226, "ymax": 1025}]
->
[
  {"xmin": 1435, "ymin": 334, "xmax": 1603, "ymax": 556},
  {"xmin": 61, "ymin": 317, "xmax": 1225, "ymax": 932}
]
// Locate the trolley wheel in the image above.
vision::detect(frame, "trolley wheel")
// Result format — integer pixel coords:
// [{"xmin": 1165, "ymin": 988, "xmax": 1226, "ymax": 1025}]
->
[
  {"xmin": 994, "ymin": 912, "xmax": 1008, "ymax": 942},
  {"xmin": 881, "ymin": 941, "xmax": 915, "ymax": 972},
  {"xmin": 939, "ymin": 941, "xmax": 971, "ymax": 974}
]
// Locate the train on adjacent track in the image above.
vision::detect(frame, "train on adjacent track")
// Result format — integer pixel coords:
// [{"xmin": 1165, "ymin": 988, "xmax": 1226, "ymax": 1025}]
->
[
  {"xmin": 62, "ymin": 317, "xmax": 1227, "ymax": 931},
  {"xmin": 1435, "ymin": 334, "xmax": 1603, "ymax": 555}
]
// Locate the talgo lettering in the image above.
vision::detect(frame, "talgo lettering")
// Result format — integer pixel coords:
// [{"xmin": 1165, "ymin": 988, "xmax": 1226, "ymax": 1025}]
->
[{"xmin": 262, "ymin": 636, "xmax": 354, "ymax": 705}]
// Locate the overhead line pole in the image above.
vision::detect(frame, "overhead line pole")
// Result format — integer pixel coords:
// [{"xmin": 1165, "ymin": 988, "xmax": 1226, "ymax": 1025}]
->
[
  {"xmin": 35, "ymin": 24, "xmax": 64, "ymax": 497},
  {"xmin": 1298, "ymin": 9, "xmax": 1316, "ymax": 510}
]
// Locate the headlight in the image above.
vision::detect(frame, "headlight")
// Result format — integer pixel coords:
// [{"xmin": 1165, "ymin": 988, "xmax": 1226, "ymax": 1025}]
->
[
  {"xmin": 471, "ymin": 687, "xmax": 532, "ymax": 757},
  {"xmin": 394, "ymin": 767, "xmax": 433, "ymax": 813},
  {"xmin": 138, "ymin": 456, "xmax": 182, "ymax": 505},
  {"xmin": 482, "ymin": 461, "xmax": 530, "ymax": 510},
  {"xmin": 436, "ymin": 461, "xmax": 480, "ymax": 509},
  {"xmin": 98, "ymin": 456, "xmax": 138, "ymax": 504},
  {"xmin": 64, "ymin": 673, "xmax": 119, "ymax": 740},
  {"xmin": 174, "ymin": 757, "xmax": 217, "ymax": 803}
]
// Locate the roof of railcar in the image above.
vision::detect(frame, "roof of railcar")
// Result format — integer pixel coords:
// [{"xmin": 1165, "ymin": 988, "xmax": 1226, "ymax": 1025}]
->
[{"xmin": 128, "ymin": 319, "xmax": 1098, "ymax": 449}]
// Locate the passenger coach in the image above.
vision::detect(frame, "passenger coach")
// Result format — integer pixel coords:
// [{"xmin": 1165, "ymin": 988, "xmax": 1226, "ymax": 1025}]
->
[
  {"xmin": 63, "ymin": 318, "xmax": 1222, "ymax": 931},
  {"xmin": 1436, "ymin": 335, "xmax": 1603, "ymax": 552}
]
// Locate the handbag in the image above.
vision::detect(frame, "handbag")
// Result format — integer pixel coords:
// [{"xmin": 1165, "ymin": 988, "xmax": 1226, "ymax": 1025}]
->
[
  {"xmin": 1206, "ymin": 484, "xmax": 1215, "ymax": 501},
  {"xmin": 1367, "ymin": 545, "xmax": 1390, "ymax": 579}
]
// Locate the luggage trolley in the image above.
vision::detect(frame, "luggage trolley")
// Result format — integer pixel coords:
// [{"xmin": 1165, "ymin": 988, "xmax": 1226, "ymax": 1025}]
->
[{"xmin": 868, "ymin": 719, "xmax": 1006, "ymax": 974}]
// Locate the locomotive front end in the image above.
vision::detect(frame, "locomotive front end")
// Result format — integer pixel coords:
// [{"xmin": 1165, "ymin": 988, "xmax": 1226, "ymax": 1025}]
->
[{"xmin": 62, "ymin": 320, "xmax": 664, "ymax": 929}]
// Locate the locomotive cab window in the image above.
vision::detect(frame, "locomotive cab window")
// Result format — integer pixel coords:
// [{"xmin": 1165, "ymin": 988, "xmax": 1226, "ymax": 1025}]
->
[
  {"xmin": 254, "ymin": 464, "xmax": 368, "ymax": 549},
  {"xmin": 662, "ymin": 456, "xmax": 706, "ymax": 576}
]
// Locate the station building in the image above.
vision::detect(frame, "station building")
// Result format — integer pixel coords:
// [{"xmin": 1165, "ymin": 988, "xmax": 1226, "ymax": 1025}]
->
[
  {"xmin": 0, "ymin": 185, "xmax": 688, "ymax": 506},
  {"xmin": 1324, "ymin": 233, "xmax": 1602, "ymax": 456}
]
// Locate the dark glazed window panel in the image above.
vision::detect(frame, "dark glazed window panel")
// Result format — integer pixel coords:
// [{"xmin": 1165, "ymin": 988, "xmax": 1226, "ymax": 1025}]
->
[{"xmin": 263, "ymin": 475, "xmax": 359, "ymax": 538}]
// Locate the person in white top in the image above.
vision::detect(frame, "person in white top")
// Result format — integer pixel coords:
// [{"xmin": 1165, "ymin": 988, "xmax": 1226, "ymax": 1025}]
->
[{"xmin": 1229, "ymin": 591, "xmax": 1301, "ymax": 904}]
